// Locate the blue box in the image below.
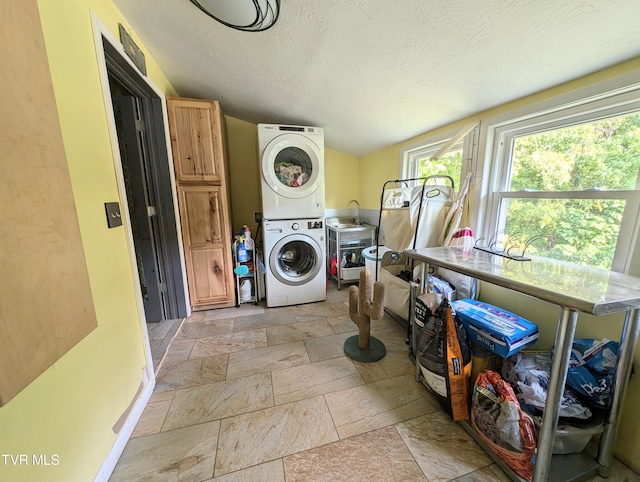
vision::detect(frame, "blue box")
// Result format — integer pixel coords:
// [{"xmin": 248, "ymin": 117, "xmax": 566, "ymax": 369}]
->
[{"xmin": 451, "ymin": 299, "xmax": 539, "ymax": 358}]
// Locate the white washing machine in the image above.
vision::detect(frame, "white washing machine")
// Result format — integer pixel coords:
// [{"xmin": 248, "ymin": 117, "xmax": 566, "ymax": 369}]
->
[
  {"xmin": 263, "ymin": 218, "xmax": 326, "ymax": 307},
  {"xmin": 258, "ymin": 124, "xmax": 325, "ymax": 220}
]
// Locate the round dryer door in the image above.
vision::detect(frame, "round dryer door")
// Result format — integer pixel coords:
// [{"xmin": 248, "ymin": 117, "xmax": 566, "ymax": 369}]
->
[
  {"xmin": 269, "ymin": 234, "xmax": 323, "ymax": 286},
  {"xmin": 261, "ymin": 133, "xmax": 323, "ymax": 199}
]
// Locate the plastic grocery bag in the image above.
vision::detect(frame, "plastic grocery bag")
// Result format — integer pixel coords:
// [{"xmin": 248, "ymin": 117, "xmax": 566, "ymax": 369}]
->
[
  {"xmin": 502, "ymin": 352, "xmax": 592, "ymax": 419},
  {"xmin": 566, "ymin": 339, "xmax": 619, "ymax": 409},
  {"xmin": 472, "ymin": 370, "xmax": 537, "ymax": 481},
  {"xmin": 415, "ymin": 297, "xmax": 472, "ymax": 421}
]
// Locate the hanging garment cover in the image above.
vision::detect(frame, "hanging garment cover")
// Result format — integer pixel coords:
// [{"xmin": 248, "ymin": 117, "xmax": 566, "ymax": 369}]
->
[
  {"xmin": 381, "ymin": 184, "xmax": 453, "ymax": 251},
  {"xmin": 439, "ymin": 173, "xmax": 472, "ymax": 246}
]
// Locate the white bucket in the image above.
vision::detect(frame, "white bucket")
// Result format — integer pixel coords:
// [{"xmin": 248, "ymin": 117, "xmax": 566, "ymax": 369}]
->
[
  {"xmin": 240, "ymin": 279, "xmax": 252, "ymax": 301},
  {"xmin": 361, "ymin": 245, "xmax": 391, "ymax": 279}
]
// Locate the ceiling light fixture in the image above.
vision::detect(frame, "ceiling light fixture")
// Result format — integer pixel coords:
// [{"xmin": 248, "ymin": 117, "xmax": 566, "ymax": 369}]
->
[{"xmin": 189, "ymin": 0, "xmax": 280, "ymax": 32}]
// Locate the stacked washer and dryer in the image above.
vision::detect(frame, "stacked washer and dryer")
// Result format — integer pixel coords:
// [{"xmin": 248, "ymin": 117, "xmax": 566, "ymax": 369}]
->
[{"xmin": 258, "ymin": 124, "xmax": 327, "ymax": 307}]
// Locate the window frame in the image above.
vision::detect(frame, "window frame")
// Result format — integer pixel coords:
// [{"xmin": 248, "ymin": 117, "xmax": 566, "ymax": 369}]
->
[
  {"xmin": 481, "ymin": 81, "xmax": 640, "ymax": 273},
  {"xmin": 401, "ymin": 124, "xmax": 478, "ymax": 190}
]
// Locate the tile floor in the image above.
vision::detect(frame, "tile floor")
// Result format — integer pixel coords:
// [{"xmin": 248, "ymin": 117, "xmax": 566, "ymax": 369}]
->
[
  {"xmin": 112, "ymin": 281, "xmax": 640, "ymax": 482},
  {"xmin": 147, "ymin": 317, "xmax": 184, "ymax": 371}
]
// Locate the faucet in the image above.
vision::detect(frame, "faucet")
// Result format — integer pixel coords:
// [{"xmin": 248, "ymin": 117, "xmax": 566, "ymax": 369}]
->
[{"xmin": 348, "ymin": 199, "xmax": 360, "ymax": 225}]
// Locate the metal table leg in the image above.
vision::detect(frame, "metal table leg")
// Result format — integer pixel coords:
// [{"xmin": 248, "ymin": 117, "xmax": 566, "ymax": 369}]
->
[
  {"xmin": 533, "ymin": 308, "xmax": 578, "ymax": 482},
  {"xmin": 597, "ymin": 308, "xmax": 640, "ymax": 476}
]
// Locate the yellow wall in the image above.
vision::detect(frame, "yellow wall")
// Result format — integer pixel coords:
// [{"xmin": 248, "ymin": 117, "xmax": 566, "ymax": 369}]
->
[
  {"xmin": 0, "ymin": 1, "xmax": 175, "ymax": 481},
  {"xmin": 324, "ymin": 147, "xmax": 360, "ymax": 209},
  {"xmin": 358, "ymin": 56, "xmax": 640, "ymax": 471},
  {"xmin": 359, "ymin": 143, "xmax": 400, "ymax": 209},
  {"xmin": 225, "ymin": 116, "xmax": 261, "ymax": 235}
]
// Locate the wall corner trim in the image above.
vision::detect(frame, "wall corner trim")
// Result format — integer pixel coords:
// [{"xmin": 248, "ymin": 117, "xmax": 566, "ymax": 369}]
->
[{"xmin": 93, "ymin": 369, "xmax": 154, "ymax": 481}]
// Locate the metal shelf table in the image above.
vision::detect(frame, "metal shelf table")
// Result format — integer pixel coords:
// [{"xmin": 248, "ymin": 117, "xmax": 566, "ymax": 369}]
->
[
  {"xmin": 326, "ymin": 223, "xmax": 376, "ymax": 289},
  {"xmin": 405, "ymin": 246, "xmax": 640, "ymax": 482}
]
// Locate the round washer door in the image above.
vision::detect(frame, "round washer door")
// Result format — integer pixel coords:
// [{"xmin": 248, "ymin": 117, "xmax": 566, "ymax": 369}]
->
[
  {"xmin": 261, "ymin": 133, "xmax": 323, "ymax": 199},
  {"xmin": 269, "ymin": 234, "xmax": 322, "ymax": 286}
]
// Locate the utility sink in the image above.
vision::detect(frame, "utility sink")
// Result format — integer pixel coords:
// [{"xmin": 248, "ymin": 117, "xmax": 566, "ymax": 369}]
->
[{"xmin": 326, "ymin": 217, "xmax": 370, "ymax": 231}]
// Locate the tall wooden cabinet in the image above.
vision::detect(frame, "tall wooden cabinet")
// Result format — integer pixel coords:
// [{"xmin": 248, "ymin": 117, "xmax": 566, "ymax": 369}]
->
[{"xmin": 167, "ymin": 97, "xmax": 235, "ymax": 310}]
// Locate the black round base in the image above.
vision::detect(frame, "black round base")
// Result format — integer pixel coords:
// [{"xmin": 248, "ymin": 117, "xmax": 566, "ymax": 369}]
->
[{"xmin": 343, "ymin": 335, "xmax": 386, "ymax": 362}]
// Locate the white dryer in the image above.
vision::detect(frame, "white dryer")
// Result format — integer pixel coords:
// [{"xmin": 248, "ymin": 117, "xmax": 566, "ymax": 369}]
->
[
  {"xmin": 262, "ymin": 218, "xmax": 326, "ymax": 307},
  {"xmin": 258, "ymin": 124, "xmax": 325, "ymax": 220}
]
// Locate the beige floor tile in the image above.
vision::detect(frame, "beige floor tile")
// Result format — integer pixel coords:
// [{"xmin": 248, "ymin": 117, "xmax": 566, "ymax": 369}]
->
[
  {"xmin": 340, "ymin": 314, "xmax": 412, "ymax": 383},
  {"xmin": 226, "ymin": 341, "xmax": 309, "ymax": 379},
  {"xmin": 283, "ymin": 426, "xmax": 427, "ymax": 482},
  {"xmin": 109, "ymin": 421, "xmax": 219, "ymax": 482},
  {"xmin": 148, "ymin": 390, "xmax": 175, "ymax": 403},
  {"xmin": 159, "ymin": 353, "xmax": 190, "ymax": 370},
  {"xmin": 266, "ymin": 319, "xmax": 335, "ymax": 345},
  {"xmin": 175, "ymin": 318, "xmax": 235, "ymax": 339},
  {"xmin": 155, "ymin": 354, "xmax": 228, "ymax": 392},
  {"xmin": 232, "ymin": 307, "xmax": 298, "ymax": 332},
  {"xmin": 204, "ymin": 303, "xmax": 265, "ymax": 322},
  {"xmin": 451, "ymin": 464, "xmax": 511, "ymax": 482},
  {"xmin": 326, "ymin": 315, "xmax": 356, "ymax": 333},
  {"xmin": 185, "ymin": 310, "xmax": 206, "ymax": 323},
  {"xmin": 370, "ymin": 315, "xmax": 410, "ymax": 344},
  {"xmin": 352, "ymin": 347, "xmax": 415, "ymax": 383},
  {"xmin": 395, "ymin": 411, "xmax": 493, "ymax": 482},
  {"xmin": 351, "ymin": 321, "xmax": 414, "ymax": 383},
  {"xmin": 131, "ymin": 398, "xmax": 172, "ymax": 438},
  {"xmin": 272, "ymin": 357, "xmax": 364, "ymax": 405},
  {"xmin": 162, "ymin": 373, "xmax": 274, "ymax": 431},
  {"xmin": 164, "ymin": 337, "xmax": 195, "ymax": 360},
  {"xmin": 148, "ymin": 318, "xmax": 184, "ymax": 369},
  {"xmin": 214, "ymin": 396, "xmax": 338, "ymax": 476},
  {"xmin": 588, "ymin": 457, "xmax": 640, "ymax": 482},
  {"xmin": 303, "ymin": 331, "xmax": 357, "ymax": 363},
  {"xmin": 324, "ymin": 374, "xmax": 439, "ymax": 439},
  {"xmin": 190, "ymin": 329, "xmax": 267, "ymax": 358},
  {"xmin": 204, "ymin": 459, "xmax": 284, "ymax": 482},
  {"xmin": 293, "ymin": 300, "xmax": 349, "ymax": 321},
  {"xmin": 325, "ymin": 284, "xmax": 350, "ymax": 302}
]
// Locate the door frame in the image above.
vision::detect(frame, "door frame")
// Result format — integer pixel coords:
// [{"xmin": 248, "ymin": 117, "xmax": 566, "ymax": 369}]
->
[
  {"xmin": 90, "ymin": 13, "xmax": 190, "ymax": 479},
  {"xmin": 108, "ymin": 73, "xmax": 184, "ymax": 321},
  {"xmin": 91, "ymin": 13, "xmax": 191, "ymax": 355}
]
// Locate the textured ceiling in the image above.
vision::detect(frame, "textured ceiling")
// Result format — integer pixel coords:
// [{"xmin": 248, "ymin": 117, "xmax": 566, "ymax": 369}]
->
[{"xmin": 112, "ymin": 0, "xmax": 640, "ymax": 156}]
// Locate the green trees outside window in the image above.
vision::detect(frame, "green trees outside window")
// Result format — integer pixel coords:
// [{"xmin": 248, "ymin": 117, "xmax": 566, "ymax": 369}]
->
[{"xmin": 504, "ymin": 113, "xmax": 640, "ymax": 268}]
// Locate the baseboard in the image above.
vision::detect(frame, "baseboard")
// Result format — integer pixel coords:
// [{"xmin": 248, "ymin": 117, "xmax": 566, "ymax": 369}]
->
[{"xmin": 93, "ymin": 375, "xmax": 155, "ymax": 481}]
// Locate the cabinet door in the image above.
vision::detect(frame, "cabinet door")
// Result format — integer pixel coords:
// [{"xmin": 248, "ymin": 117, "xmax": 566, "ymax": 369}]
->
[
  {"xmin": 167, "ymin": 98, "xmax": 225, "ymax": 183},
  {"xmin": 178, "ymin": 185, "xmax": 235, "ymax": 308}
]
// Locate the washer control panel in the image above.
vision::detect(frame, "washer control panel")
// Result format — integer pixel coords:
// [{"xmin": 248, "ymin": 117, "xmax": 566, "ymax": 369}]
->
[{"xmin": 264, "ymin": 219, "xmax": 324, "ymax": 236}]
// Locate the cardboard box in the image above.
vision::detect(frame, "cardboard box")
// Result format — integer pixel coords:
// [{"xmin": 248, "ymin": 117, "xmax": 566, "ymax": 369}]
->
[{"xmin": 451, "ymin": 299, "xmax": 538, "ymax": 358}]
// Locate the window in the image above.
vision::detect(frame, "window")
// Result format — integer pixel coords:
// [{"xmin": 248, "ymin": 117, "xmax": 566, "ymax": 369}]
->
[
  {"xmin": 485, "ymin": 87, "xmax": 640, "ymax": 272},
  {"xmin": 402, "ymin": 123, "xmax": 478, "ymax": 190}
]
